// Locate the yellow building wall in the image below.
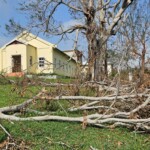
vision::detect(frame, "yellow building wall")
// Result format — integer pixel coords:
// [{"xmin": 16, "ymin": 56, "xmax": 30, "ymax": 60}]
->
[
  {"xmin": 18, "ymin": 33, "xmax": 54, "ymax": 74},
  {"xmin": 0, "ymin": 49, "xmax": 2, "ymax": 72},
  {"xmin": 53, "ymin": 48, "xmax": 77, "ymax": 77},
  {"xmin": 1, "ymin": 50, "xmax": 6, "ymax": 73},
  {"xmin": 36, "ymin": 48, "xmax": 53, "ymax": 74},
  {"xmin": 0, "ymin": 33, "xmax": 77, "ymax": 77},
  {"xmin": 26, "ymin": 45, "xmax": 37, "ymax": 74},
  {"xmin": 1, "ymin": 44, "xmax": 27, "ymax": 73}
]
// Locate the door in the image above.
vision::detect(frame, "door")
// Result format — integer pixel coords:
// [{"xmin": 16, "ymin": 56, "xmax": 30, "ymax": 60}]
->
[{"xmin": 12, "ymin": 55, "xmax": 21, "ymax": 72}]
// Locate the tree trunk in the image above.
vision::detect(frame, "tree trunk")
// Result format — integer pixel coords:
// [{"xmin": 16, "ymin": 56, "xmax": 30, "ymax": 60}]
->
[
  {"xmin": 87, "ymin": 37, "xmax": 107, "ymax": 81},
  {"xmin": 104, "ymin": 56, "xmax": 108, "ymax": 78},
  {"xmin": 87, "ymin": 39, "xmax": 96, "ymax": 81},
  {"xmin": 140, "ymin": 48, "xmax": 146, "ymax": 83}
]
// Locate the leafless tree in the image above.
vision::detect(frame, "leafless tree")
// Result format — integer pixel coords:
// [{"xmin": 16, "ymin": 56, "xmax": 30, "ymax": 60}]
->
[
  {"xmin": 120, "ymin": 0, "xmax": 150, "ymax": 83},
  {"xmin": 6, "ymin": 0, "xmax": 134, "ymax": 81}
]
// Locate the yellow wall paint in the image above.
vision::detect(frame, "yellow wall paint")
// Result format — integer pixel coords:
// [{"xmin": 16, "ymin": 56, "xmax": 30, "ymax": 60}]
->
[
  {"xmin": 0, "ymin": 49, "xmax": 2, "ymax": 72},
  {"xmin": 2, "ymin": 44, "xmax": 27, "ymax": 73},
  {"xmin": 0, "ymin": 33, "xmax": 77, "ymax": 77},
  {"xmin": 26, "ymin": 45, "xmax": 37, "ymax": 74},
  {"xmin": 53, "ymin": 48, "xmax": 77, "ymax": 77},
  {"xmin": 36, "ymin": 48, "xmax": 53, "ymax": 74},
  {"xmin": 18, "ymin": 33, "xmax": 54, "ymax": 74}
]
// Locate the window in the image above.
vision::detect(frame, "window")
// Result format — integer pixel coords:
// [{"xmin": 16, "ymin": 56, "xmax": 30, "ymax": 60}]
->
[
  {"xmin": 69, "ymin": 65, "xmax": 71, "ymax": 72},
  {"xmin": 66, "ymin": 65, "xmax": 68, "ymax": 72},
  {"xmin": 39, "ymin": 57, "xmax": 45, "ymax": 67},
  {"xmin": 54, "ymin": 58, "xmax": 57, "ymax": 68},
  {"xmin": 63, "ymin": 63, "xmax": 65, "ymax": 70},
  {"xmin": 30, "ymin": 56, "xmax": 33, "ymax": 66},
  {"xmin": 59, "ymin": 60, "xmax": 61, "ymax": 69}
]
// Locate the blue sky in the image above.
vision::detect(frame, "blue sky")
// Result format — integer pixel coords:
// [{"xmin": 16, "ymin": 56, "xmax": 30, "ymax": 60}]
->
[{"xmin": 0, "ymin": 0, "xmax": 87, "ymax": 53}]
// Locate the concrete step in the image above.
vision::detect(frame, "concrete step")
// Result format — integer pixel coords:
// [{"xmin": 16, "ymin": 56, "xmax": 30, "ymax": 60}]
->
[{"xmin": 7, "ymin": 72, "xmax": 24, "ymax": 77}]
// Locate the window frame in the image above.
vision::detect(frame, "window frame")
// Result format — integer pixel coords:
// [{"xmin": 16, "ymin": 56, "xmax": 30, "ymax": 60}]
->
[
  {"xmin": 39, "ymin": 57, "xmax": 45, "ymax": 67},
  {"xmin": 54, "ymin": 58, "xmax": 57, "ymax": 68},
  {"xmin": 29, "ymin": 56, "xmax": 33, "ymax": 66}
]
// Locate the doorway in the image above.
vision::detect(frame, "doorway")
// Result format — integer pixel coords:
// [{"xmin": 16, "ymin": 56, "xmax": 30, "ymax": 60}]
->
[{"xmin": 12, "ymin": 55, "xmax": 21, "ymax": 72}]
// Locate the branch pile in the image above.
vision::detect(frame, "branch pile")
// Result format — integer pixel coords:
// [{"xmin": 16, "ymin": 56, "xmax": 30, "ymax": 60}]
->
[{"xmin": 0, "ymin": 85, "xmax": 150, "ymax": 133}]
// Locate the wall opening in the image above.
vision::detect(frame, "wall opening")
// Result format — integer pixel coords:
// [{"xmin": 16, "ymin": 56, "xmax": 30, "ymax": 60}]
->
[{"xmin": 12, "ymin": 55, "xmax": 21, "ymax": 72}]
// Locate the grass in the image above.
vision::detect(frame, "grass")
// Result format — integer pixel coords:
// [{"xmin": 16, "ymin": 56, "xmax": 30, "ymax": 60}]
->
[
  {"xmin": 0, "ymin": 83, "xmax": 150, "ymax": 149},
  {"xmin": 1, "ymin": 120, "xmax": 150, "ymax": 150}
]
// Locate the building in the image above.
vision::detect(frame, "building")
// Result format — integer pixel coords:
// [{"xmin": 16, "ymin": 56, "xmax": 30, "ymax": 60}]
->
[
  {"xmin": 64, "ymin": 50, "xmax": 82, "ymax": 64},
  {"xmin": 0, "ymin": 32, "xmax": 77, "ymax": 77}
]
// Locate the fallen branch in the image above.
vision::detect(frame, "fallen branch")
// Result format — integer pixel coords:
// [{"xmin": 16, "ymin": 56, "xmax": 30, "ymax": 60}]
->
[
  {"xmin": 0, "ymin": 112, "xmax": 149, "ymax": 132},
  {"xmin": 0, "ymin": 92, "xmax": 43, "ymax": 113},
  {"xmin": 41, "ymin": 93, "xmax": 149, "ymax": 101},
  {"xmin": 68, "ymin": 106, "xmax": 118, "ymax": 112},
  {"xmin": 0, "ymin": 123, "xmax": 11, "ymax": 137},
  {"xmin": 0, "ymin": 86, "xmax": 149, "ymax": 133}
]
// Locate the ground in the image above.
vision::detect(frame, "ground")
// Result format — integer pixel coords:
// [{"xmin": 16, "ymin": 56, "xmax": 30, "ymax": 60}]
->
[{"xmin": 0, "ymin": 79, "xmax": 150, "ymax": 149}]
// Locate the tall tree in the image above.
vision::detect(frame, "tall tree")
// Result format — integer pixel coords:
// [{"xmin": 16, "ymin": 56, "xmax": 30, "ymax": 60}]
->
[
  {"xmin": 6, "ymin": 0, "xmax": 133, "ymax": 81},
  {"xmin": 120, "ymin": 0, "xmax": 150, "ymax": 83}
]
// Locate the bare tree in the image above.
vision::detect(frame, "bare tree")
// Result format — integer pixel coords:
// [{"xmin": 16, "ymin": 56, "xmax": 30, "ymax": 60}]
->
[
  {"xmin": 120, "ymin": 0, "xmax": 150, "ymax": 83},
  {"xmin": 6, "ymin": 0, "xmax": 133, "ymax": 81}
]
